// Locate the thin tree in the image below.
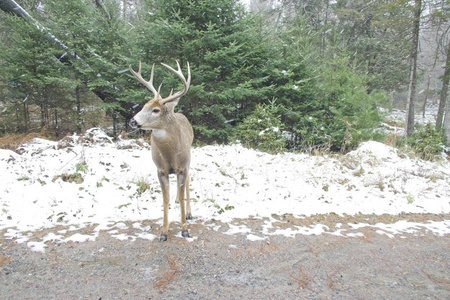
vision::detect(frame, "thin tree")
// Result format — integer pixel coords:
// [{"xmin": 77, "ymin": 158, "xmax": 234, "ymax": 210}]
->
[
  {"xmin": 437, "ymin": 41, "xmax": 450, "ymax": 131},
  {"xmin": 406, "ymin": 0, "xmax": 422, "ymax": 137},
  {"xmin": 441, "ymin": 41, "xmax": 450, "ymax": 145},
  {"xmin": 444, "ymin": 85, "xmax": 450, "ymax": 146}
]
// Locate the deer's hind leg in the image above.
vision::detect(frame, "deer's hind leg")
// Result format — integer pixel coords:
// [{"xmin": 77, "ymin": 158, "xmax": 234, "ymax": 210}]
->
[{"xmin": 185, "ymin": 176, "xmax": 192, "ymax": 220}]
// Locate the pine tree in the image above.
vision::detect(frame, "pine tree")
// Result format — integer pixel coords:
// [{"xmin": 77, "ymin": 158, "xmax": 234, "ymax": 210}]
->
[
  {"xmin": 43, "ymin": 0, "xmax": 137, "ymax": 135},
  {"xmin": 0, "ymin": 12, "xmax": 77, "ymax": 133},
  {"xmin": 131, "ymin": 0, "xmax": 272, "ymax": 143}
]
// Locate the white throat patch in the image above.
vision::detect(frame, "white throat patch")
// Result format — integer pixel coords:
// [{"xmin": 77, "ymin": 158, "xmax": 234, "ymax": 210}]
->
[{"xmin": 152, "ymin": 129, "xmax": 166, "ymax": 138}]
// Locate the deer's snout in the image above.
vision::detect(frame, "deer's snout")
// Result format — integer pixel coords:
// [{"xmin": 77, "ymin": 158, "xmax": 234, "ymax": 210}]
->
[{"xmin": 129, "ymin": 118, "xmax": 140, "ymax": 128}]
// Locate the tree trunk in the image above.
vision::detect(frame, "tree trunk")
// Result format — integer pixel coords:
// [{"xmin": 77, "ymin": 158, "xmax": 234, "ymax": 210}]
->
[
  {"xmin": 444, "ymin": 93, "xmax": 450, "ymax": 146},
  {"xmin": 436, "ymin": 42, "xmax": 450, "ymax": 132},
  {"xmin": 75, "ymin": 86, "xmax": 82, "ymax": 133},
  {"xmin": 22, "ymin": 101, "xmax": 29, "ymax": 132},
  {"xmin": 112, "ymin": 111, "xmax": 118, "ymax": 138},
  {"xmin": 422, "ymin": 74, "xmax": 431, "ymax": 118},
  {"xmin": 405, "ymin": 0, "xmax": 422, "ymax": 137},
  {"xmin": 54, "ymin": 108, "xmax": 59, "ymax": 137},
  {"xmin": 423, "ymin": 20, "xmax": 443, "ymax": 118},
  {"xmin": 443, "ymin": 45, "xmax": 450, "ymax": 145}
]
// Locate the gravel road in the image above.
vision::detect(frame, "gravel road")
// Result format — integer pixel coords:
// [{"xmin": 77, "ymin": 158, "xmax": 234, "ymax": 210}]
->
[{"xmin": 1, "ymin": 215, "xmax": 450, "ymax": 299}]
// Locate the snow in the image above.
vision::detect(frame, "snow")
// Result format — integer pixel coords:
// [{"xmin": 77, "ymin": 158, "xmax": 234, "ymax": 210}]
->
[{"xmin": 1, "ymin": 128, "xmax": 450, "ymax": 251}]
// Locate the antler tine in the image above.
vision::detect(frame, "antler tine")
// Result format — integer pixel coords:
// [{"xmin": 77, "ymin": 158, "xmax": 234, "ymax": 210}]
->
[
  {"xmin": 129, "ymin": 62, "xmax": 161, "ymax": 99},
  {"xmin": 159, "ymin": 60, "xmax": 191, "ymax": 104},
  {"xmin": 157, "ymin": 83, "xmax": 162, "ymax": 96}
]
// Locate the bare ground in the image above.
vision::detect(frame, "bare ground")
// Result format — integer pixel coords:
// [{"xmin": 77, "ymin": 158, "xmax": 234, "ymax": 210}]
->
[{"xmin": 1, "ymin": 215, "xmax": 450, "ymax": 300}]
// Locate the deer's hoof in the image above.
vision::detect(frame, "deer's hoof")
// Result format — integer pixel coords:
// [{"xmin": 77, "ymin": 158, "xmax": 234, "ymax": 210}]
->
[
  {"xmin": 186, "ymin": 213, "xmax": 193, "ymax": 220},
  {"xmin": 182, "ymin": 230, "xmax": 189, "ymax": 238},
  {"xmin": 159, "ymin": 233, "xmax": 168, "ymax": 242}
]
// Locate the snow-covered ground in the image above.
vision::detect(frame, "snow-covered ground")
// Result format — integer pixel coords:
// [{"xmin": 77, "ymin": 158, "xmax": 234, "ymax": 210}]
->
[{"xmin": 1, "ymin": 127, "xmax": 449, "ymax": 252}]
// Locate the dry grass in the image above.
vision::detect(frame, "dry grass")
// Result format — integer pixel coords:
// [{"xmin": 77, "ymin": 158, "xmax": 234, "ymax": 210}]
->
[
  {"xmin": 154, "ymin": 254, "xmax": 180, "ymax": 293},
  {"xmin": 0, "ymin": 132, "xmax": 43, "ymax": 150},
  {"xmin": 289, "ymin": 266, "xmax": 311, "ymax": 290},
  {"xmin": 0, "ymin": 126, "xmax": 61, "ymax": 150},
  {"xmin": 0, "ymin": 255, "xmax": 12, "ymax": 268},
  {"xmin": 326, "ymin": 266, "xmax": 344, "ymax": 290},
  {"xmin": 423, "ymin": 271, "xmax": 450, "ymax": 289}
]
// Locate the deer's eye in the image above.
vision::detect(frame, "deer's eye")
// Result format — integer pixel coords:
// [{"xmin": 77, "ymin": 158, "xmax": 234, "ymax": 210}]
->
[{"xmin": 152, "ymin": 108, "xmax": 161, "ymax": 114}]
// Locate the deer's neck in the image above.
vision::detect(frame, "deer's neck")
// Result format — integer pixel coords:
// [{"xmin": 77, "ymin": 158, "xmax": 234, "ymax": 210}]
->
[
  {"xmin": 151, "ymin": 114, "xmax": 177, "ymax": 139},
  {"xmin": 152, "ymin": 129, "xmax": 167, "ymax": 139}
]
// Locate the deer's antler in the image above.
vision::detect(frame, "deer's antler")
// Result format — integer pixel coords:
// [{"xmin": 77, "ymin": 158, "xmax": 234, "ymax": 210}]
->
[
  {"xmin": 159, "ymin": 61, "xmax": 191, "ymax": 104},
  {"xmin": 129, "ymin": 62, "xmax": 162, "ymax": 99}
]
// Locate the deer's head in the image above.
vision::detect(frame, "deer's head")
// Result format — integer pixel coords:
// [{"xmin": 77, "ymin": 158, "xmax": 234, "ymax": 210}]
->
[{"xmin": 129, "ymin": 61, "xmax": 191, "ymax": 131}]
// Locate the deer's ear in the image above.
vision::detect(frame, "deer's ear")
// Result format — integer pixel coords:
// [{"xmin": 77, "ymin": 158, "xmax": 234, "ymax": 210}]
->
[{"xmin": 163, "ymin": 98, "xmax": 180, "ymax": 111}]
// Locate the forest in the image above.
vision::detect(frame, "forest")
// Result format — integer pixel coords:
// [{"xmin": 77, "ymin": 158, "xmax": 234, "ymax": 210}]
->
[{"xmin": 0, "ymin": 0, "xmax": 449, "ymax": 153}]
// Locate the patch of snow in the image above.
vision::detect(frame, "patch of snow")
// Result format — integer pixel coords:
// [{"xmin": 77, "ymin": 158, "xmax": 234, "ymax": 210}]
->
[
  {"xmin": 1, "ymin": 128, "xmax": 449, "ymax": 251},
  {"xmin": 111, "ymin": 233, "xmax": 132, "ymax": 241},
  {"xmin": 136, "ymin": 232, "xmax": 157, "ymax": 241},
  {"xmin": 27, "ymin": 241, "xmax": 46, "ymax": 253},
  {"xmin": 224, "ymin": 224, "xmax": 252, "ymax": 235},
  {"xmin": 64, "ymin": 233, "xmax": 98, "ymax": 243},
  {"xmin": 246, "ymin": 233, "xmax": 266, "ymax": 241}
]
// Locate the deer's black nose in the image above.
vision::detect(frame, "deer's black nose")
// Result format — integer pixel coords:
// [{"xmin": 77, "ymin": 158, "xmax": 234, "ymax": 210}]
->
[{"xmin": 129, "ymin": 118, "xmax": 138, "ymax": 128}]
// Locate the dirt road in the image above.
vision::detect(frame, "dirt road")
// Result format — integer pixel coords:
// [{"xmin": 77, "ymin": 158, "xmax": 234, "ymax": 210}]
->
[{"xmin": 1, "ymin": 217, "xmax": 450, "ymax": 299}]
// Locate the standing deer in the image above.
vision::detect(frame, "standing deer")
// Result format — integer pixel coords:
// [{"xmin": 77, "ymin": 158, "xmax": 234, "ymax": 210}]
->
[{"xmin": 129, "ymin": 61, "xmax": 193, "ymax": 241}]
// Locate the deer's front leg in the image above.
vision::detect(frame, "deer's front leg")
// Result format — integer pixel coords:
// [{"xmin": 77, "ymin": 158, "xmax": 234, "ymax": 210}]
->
[
  {"xmin": 177, "ymin": 173, "xmax": 189, "ymax": 238},
  {"xmin": 158, "ymin": 171, "xmax": 170, "ymax": 242}
]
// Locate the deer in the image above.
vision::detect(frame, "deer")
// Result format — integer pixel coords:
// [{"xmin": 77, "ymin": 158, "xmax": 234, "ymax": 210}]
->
[{"xmin": 129, "ymin": 60, "xmax": 193, "ymax": 241}]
